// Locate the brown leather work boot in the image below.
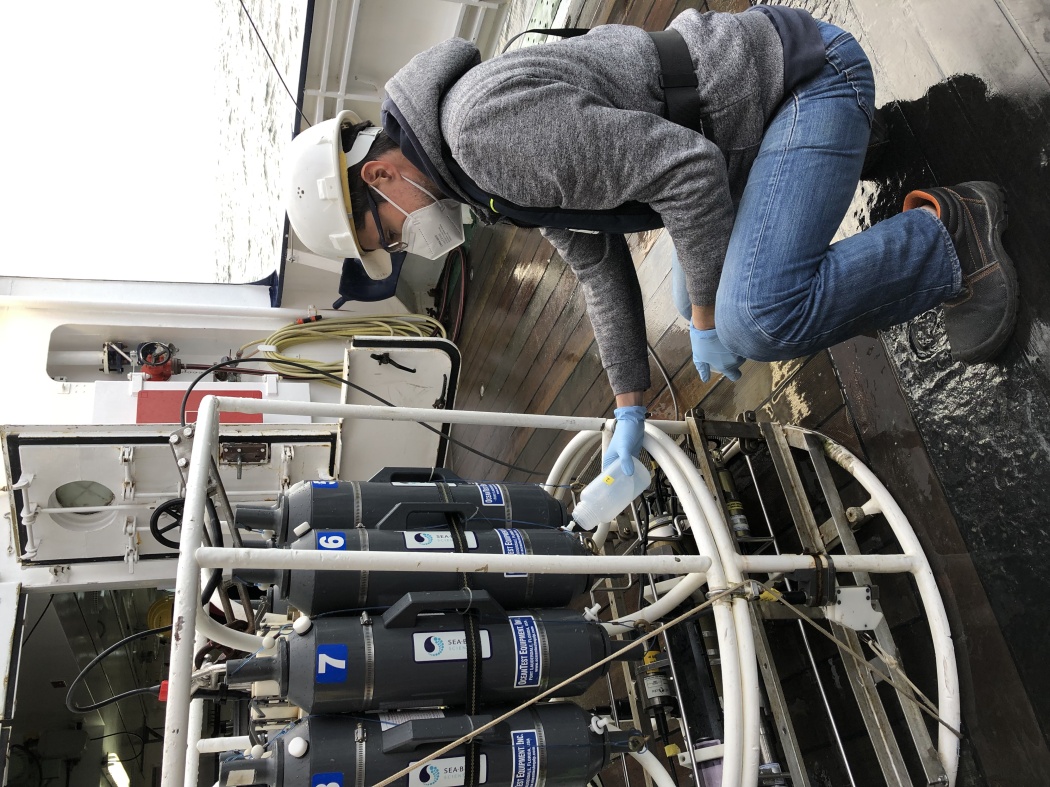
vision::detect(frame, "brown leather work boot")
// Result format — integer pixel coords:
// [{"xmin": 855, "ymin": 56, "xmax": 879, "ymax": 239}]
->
[{"xmin": 903, "ymin": 181, "xmax": 1018, "ymax": 362}]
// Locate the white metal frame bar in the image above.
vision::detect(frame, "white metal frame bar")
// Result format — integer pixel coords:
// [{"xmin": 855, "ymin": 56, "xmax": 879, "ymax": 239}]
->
[
  {"xmin": 160, "ymin": 396, "xmax": 959, "ymax": 787},
  {"xmin": 160, "ymin": 396, "xmax": 687, "ymax": 786},
  {"xmin": 196, "ymin": 547, "xmax": 711, "ymax": 576}
]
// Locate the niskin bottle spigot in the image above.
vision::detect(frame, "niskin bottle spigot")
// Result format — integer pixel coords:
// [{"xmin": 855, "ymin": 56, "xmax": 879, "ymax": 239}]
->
[{"xmin": 571, "ymin": 457, "xmax": 651, "ymax": 531}]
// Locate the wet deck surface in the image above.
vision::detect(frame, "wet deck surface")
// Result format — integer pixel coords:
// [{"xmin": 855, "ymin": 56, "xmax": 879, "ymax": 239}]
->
[{"xmin": 446, "ymin": 1, "xmax": 1050, "ymax": 784}]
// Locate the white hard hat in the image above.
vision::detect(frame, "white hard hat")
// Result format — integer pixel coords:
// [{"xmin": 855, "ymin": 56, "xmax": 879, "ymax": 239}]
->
[{"xmin": 286, "ymin": 110, "xmax": 381, "ymax": 260}]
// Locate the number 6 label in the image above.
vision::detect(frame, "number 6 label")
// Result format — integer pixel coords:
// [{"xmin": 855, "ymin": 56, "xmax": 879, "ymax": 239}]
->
[{"xmin": 317, "ymin": 532, "xmax": 347, "ymax": 551}]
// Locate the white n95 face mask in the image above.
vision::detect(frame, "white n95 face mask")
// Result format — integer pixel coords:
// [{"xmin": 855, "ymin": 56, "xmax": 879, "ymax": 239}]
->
[{"xmin": 371, "ymin": 176, "xmax": 465, "ymax": 259}]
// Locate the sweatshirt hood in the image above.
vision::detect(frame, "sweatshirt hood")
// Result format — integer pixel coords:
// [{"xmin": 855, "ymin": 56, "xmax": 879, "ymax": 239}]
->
[{"xmin": 382, "ymin": 38, "xmax": 481, "ymax": 205}]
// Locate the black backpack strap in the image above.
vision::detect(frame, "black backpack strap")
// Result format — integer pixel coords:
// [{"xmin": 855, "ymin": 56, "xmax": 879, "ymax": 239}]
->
[
  {"xmin": 648, "ymin": 29, "xmax": 704, "ymax": 134},
  {"xmin": 502, "ymin": 27, "xmax": 589, "ymax": 54}
]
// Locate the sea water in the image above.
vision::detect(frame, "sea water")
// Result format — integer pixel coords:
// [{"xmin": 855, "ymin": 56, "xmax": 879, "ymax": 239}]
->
[{"xmin": 215, "ymin": 0, "xmax": 307, "ymax": 283}]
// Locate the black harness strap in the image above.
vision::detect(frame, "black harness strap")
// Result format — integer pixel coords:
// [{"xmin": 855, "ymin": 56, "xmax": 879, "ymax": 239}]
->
[
  {"xmin": 448, "ymin": 515, "xmax": 483, "ymax": 787},
  {"xmin": 443, "ymin": 27, "xmax": 705, "ymax": 230},
  {"xmin": 648, "ymin": 29, "xmax": 705, "ymax": 134},
  {"xmin": 511, "ymin": 27, "xmax": 704, "ymax": 134}
]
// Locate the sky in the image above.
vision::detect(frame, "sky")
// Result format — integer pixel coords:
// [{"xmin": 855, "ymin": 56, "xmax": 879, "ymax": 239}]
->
[{"xmin": 0, "ymin": 2, "xmax": 222, "ymax": 282}]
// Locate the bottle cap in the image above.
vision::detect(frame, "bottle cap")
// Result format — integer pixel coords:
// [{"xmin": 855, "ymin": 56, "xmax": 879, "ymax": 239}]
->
[{"xmin": 571, "ymin": 506, "xmax": 600, "ymax": 532}]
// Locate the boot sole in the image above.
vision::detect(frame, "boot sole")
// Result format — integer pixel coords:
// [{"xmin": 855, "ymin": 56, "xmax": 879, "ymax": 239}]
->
[{"xmin": 946, "ymin": 183, "xmax": 1019, "ymax": 363}]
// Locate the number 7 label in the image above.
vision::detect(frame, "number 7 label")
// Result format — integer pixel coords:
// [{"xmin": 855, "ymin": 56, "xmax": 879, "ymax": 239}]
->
[{"xmin": 315, "ymin": 643, "xmax": 349, "ymax": 683}]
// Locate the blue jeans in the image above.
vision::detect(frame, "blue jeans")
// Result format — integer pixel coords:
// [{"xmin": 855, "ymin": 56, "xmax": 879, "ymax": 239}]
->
[{"xmin": 671, "ymin": 22, "xmax": 961, "ymax": 361}]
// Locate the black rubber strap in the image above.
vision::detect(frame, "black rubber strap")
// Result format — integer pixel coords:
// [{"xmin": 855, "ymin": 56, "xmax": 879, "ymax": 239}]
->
[
  {"xmin": 449, "ymin": 515, "xmax": 483, "ymax": 787},
  {"xmin": 648, "ymin": 29, "xmax": 704, "ymax": 134}
]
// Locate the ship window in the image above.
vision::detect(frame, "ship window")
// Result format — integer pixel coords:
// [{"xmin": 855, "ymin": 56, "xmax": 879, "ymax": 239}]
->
[{"xmin": 53, "ymin": 481, "xmax": 115, "ymax": 514}]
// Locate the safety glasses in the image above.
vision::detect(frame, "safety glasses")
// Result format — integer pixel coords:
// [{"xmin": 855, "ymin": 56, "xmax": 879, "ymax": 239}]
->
[{"xmin": 365, "ymin": 189, "xmax": 408, "ymax": 254}]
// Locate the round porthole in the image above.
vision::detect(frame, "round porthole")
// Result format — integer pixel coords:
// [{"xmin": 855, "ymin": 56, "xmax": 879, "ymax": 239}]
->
[{"xmin": 48, "ymin": 481, "xmax": 117, "ymax": 531}]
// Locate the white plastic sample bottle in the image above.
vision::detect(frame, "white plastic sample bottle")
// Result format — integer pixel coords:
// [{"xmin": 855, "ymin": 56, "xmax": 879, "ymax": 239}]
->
[{"xmin": 571, "ymin": 457, "xmax": 652, "ymax": 531}]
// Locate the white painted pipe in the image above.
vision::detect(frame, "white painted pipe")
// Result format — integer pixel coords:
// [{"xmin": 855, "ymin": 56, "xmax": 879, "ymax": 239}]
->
[
  {"xmin": 789, "ymin": 428, "xmax": 960, "ymax": 787},
  {"xmin": 642, "ymin": 576, "xmax": 698, "ymax": 603},
  {"xmin": 214, "ymin": 397, "xmax": 689, "ymax": 434},
  {"xmin": 590, "ymin": 422, "xmax": 616, "ymax": 549},
  {"xmin": 185, "ymin": 698, "xmax": 205, "ymax": 787},
  {"xmin": 604, "ymin": 571, "xmax": 707, "ymax": 634},
  {"xmin": 161, "ymin": 401, "xmax": 217, "ymax": 787},
  {"xmin": 195, "ymin": 546, "xmax": 711, "ymax": 577},
  {"xmin": 542, "ymin": 429, "xmax": 602, "ymax": 501},
  {"xmin": 197, "ymin": 736, "xmax": 252, "ymax": 754},
  {"xmin": 196, "ymin": 605, "xmax": 268, "ymax": 653},
  {"xmin": 631, "ymin": 746, "xmax": 679, "ymax": 787},
  {"xmin": 49, "ymin": 350, "xmax": 105, "ymax": 366},
  {"xmin": 598, "ymin": 718, "xmax": 677, "ymax": 787},
  {"xmin": 739, "ymin": 554, "xmax": 918, "ymax": 574},
  {"xmin": 638, "ymin": 429, "xmax": 747, "ymax": 787},
  {"xmin": 643, "ymin": 426, "xmax": 760, "ymax": 787}
]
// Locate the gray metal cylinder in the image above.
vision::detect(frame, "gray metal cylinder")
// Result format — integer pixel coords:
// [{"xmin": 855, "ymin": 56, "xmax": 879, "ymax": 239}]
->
[
  {"xmin": 235, "ymin": 527, "xmax": 591, "ymax": 615},
  {"xmin": 234, "ymin": 471, "xmax": 569, "ymax": 542},
  {"xmin": 228, "ymin": 607, "xmax": 622, "ymax": 714},
  {"xmin": 219, "ymin": 703, "xmax": 618, "ymax": 787}
]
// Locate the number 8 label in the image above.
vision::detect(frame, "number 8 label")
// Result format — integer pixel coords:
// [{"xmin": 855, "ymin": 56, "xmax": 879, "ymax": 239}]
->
[{"xmin": 317, "ymin": 532, "xmax": 346, "ymax": 551}]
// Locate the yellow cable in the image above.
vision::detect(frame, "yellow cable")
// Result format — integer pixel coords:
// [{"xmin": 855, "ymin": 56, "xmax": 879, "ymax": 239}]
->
[{"xmin": 238, "ymin": 315, "xmax": 446, "ymax": 385}]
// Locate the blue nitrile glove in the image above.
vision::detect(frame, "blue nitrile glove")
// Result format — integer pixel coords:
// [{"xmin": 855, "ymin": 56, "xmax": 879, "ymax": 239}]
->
[
  {"xmin": 603, "ymin": 405, "xmax": 647, "ymax": 476},
  {"xmin": 690, "ymin": 324, "xmax": 744, "ymax": 383}
]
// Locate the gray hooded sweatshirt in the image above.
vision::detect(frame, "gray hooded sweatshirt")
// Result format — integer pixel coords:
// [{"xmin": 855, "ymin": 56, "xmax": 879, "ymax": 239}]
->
[{"xmin": 384, "ymin": 9, "xmax": 797, "ymax": 396}]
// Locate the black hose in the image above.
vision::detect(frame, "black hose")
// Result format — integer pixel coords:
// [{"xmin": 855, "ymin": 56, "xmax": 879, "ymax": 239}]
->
[
  {"xmin": 65, "ymin": 626, "xmax": 169, "ymax": 713},
  {"xmin": 179, "ymin": 357, "xmax": 546, "ymax": 476}
]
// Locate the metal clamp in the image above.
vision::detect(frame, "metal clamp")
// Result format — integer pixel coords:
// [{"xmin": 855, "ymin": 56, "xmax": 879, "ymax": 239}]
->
[{"xmin": 787, "ymin": 552, "xmax": 837, "ymax": 607}]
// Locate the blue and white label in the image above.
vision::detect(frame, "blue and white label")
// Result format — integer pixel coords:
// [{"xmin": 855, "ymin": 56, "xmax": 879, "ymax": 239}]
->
[
  {"xmin": 311, "ymin": 481, "xmax": 339, "ymax": 488},
  {"xmin": 312, "ymin": 773, "xmax": 344, "ymax": 787},
  {"xmin": 510, "ymin": 730, "xmax": 540, "ymax": 787},
  {"xmin": 404, "ymin": 531, "xmax": 478, "ymax": 550},
  {"xmin": 316, "ymin": 531, "xmax": 348, "ymax": 551},
  {"xmin": 509, "ymin": 616, "xmax": 542, "ymax": 688},
  {"xmin": 474, "ymin": 483, "xmax": 505, "ymax": 506},
  {"xmin": 412, "ymin": 630, "xmax": 492, "ymax": 662},
  {"xmin": 408, "ymin": 755, "xmax": 487, "ymax": 787},
  {"xmin": 495, "ymin": 528, "xmax": 526, "ymax": 578},
  {"xmin": 315, "ymin": 643, "xmax": 349, "ymax": 684}
]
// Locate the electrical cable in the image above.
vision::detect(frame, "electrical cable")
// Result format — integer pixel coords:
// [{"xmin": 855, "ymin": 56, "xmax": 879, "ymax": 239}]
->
[
  {"xmin": 65, "ymin": 625, "xmax": 169, "ymax": 714},
  {"xmin": 178, "ymin": 357, "xmax": 546, "ymax": 477},
  {"xmin": 22, "ymin": 595, "xmax": 54, "ymax": 645},
  {"xmin": 90, "ymin": 731, "xmax": 147, "ymax": 764},
  {"xmin": 236, "ymin": 0, "xmax": 311, "ymax": 130},
  {"xmin": 236, "ymin": 314, "xmax": 446, "ymax": 385},
  {"xmin": 646, "ymin": 341, "xmax": 680, "ymax": 420},
  {"xmin": 434, "ymin": 247, "xmax": 468, "ymax": 342}
]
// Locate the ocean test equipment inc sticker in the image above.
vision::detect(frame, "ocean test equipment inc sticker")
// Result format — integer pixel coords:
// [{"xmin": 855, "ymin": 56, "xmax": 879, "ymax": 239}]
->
[
  {"xmin": 311, "ymin": 481, "xmax": 339, "ymax": 488},
  {"xmin": 412, "ymin": 630, "xmax": 492, "ymax": 662},
  {"xmin": 510, "ymin": 730, "xmax": 540, "ymax": 787},
  {"xmin": 474, "ymin": 483, "xmax": 505, "ymax": 506},
  {"xmin": 408, "ymin": 755, "xmax": 488, "ymax": 786},
  {"xmin": 508, "ymin": 615, "xmax": 541, "ymax": 688},
  {"xmin": 403, "ymin": 531, "xmax": 478, "ymax": 550},
  {"xmin": 495, "ymin": 528, "xmax": 526, "ymax": 577},
  {"xmin": 312, "ymin": 774, "xmax": 344, "ymax": 787}
]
